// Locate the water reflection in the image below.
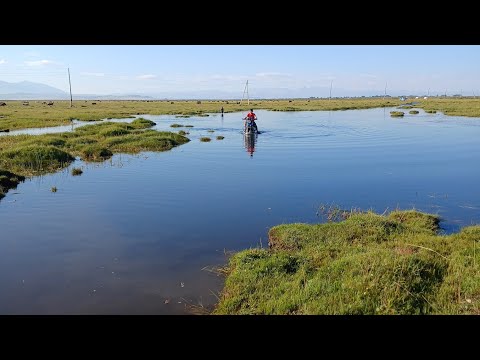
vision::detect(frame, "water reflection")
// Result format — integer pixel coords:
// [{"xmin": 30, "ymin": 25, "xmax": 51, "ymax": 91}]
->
[{"xmin": 244, "ymin": 133, "xmax": 257, "ymax": 157}]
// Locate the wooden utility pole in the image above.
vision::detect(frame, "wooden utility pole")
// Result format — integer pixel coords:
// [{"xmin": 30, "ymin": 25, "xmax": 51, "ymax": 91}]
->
[{"xmin": 68, "ymin": 67, "xmax": 73, "ymax": 107}]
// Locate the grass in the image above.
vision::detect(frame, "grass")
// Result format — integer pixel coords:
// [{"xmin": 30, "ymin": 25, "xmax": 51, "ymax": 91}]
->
[
  {"xmin": 71, "ymin": 167, "xmax": 83, "ymax": 176},
  {"xmin": 213, "ymin": 209, "xmax": 480, "ymax": 315},
  {"xmin": 1, "ymin": 98, "xmax": 480, "ymax": 131},
  {"xmin": 216, "ymin": 136, "xmax": 225, "ymax": 140},
  {"xmin": 409, "ymin": 110, "xmax": 420, "ymax": 114},
  {"xmin": 0, "ymin": 169, "xmax": 25, "ymax": 200},
  {"xmin": 200, "ymin": 137, "xmax": 211, "ymax": 142},
  {"xmin": 0, "ymin": 120, "xmax": 189, "ymax": 178},
  {"xmin": 51, "ymin": 186, "xmax": 57, "ymax": 192},
  {"xmin": 390, "ymin": 111, "xmax": 405, "ymax": 117}
]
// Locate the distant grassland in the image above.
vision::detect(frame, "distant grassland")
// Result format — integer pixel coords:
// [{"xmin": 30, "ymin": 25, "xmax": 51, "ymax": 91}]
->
[{"xmin": 1, "ymin": 98, "xmax": 480, "ymax": 131}]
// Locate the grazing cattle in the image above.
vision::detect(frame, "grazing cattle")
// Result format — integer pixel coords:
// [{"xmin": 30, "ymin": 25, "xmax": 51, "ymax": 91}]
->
[
  {"xmin": 0, "ymin": 102, "xmax": 6, "ymax": 106},
  {"xmin": 92, "ymin": 102, "xmax": 96, "ymax": 105},
  {"xmin": 47, "ymin": 101, "xmax": 54, "ymax": 106}
]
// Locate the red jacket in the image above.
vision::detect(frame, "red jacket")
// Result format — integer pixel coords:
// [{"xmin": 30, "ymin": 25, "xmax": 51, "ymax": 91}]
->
[{"xmin": 246, "ymin": 112, "xmax": 256, "ymax": 120}]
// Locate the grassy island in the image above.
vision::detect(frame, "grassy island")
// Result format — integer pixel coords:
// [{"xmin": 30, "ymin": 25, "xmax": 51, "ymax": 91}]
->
[{"xmin": 214, "ymin": 209, "xmax": 480, "ymax": 315}]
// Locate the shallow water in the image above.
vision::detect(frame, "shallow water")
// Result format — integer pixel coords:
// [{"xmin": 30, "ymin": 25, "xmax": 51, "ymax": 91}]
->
[{"xmin": 1, "ymin": 108, "xmax": 480, "ymax": 314}]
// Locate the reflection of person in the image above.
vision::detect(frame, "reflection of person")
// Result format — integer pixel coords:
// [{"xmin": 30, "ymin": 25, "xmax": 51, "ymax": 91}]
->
[
  {"xmin": 244, "ymin": 133, "xmax": 257, "ymax": 157},
  {"xmin": 243, "ymin": 108, "xmax": 258, "ymax": 133}
]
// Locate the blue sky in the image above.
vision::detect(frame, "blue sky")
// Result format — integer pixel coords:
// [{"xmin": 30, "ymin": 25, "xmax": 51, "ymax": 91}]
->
[{"xmin": 0, "ymin": 45, "xmax": 479, "ymax": 98}]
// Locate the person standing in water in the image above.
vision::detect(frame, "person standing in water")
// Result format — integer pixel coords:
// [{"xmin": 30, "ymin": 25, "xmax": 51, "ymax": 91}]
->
[{"xmin": 221, "ymin": 106, "xmax": 224, "ymax": 116}]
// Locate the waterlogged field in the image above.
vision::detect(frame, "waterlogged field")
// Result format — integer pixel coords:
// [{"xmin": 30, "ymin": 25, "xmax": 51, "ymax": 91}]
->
[
  {"xmin": 1, "ymin": 104, "xmax": 480, "ymax": 314},
  {"xmin": 2, "ymin": 97, "xmax": 480, "ymax": 131}
]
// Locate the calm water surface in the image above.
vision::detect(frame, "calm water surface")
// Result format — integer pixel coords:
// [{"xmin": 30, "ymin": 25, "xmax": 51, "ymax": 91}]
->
[{"xmin": 1, "ymin": 108, "xmax": 480, "ymax": 314}]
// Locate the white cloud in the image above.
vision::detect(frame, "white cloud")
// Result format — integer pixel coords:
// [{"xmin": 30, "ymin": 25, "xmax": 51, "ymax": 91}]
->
[
  {"xmin": 80, "ymin": 72, "xmax": 105, "ymax": 77},
  {"xmin": 0, "ymin": 59, "xmax": 6, "ymax": 65},
  {"xmin": 24, "ymin": 59, "xmax": 59, "ymax": 67},
  {"xmin": 137, "ymin": 74, "xmax": 157, "ymax": 80}
]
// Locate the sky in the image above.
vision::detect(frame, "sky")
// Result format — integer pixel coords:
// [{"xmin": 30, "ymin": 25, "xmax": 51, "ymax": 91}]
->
[{"xmin": 0, "ymin": 45, "xmax": 479, "ymax": 98}]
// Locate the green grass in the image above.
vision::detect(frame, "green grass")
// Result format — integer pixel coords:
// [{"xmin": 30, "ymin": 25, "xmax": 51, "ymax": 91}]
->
[
  {"xmin": 213, "ymin": 209, "xmax": 480, "ymax": 315},
  {"xmin": 0, "ymin": 120, "xmax": 189, "ymax": 177},
  {"xmin": 1, "ymin": 98, "xmax": 480, "ymax": 131},
  {"xmin": 71, "ymin": 167, "xmax": 83, "ymax": 176},
  {"xmin": 200, "ymin": 137, "xmax": 211, "ymax": 142},
  {"xmin": 409, "ymin": 110, "xmax": 420, "ymax": 114},
  {"xmin": 0, "ymin": 169, "xmax": 25, "ymax": 200},
  {"xmin": 216, "ymin": 136, "xmax": 225, "ymax": 140},
  {"xmin": 390, "ymin": 111, "xmax": 405, "ymax": 117}
]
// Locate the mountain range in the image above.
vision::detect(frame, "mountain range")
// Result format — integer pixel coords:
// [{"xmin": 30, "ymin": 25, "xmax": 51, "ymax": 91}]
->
[
  {"xmin": 0, "ymin": 80, "xmax": 425, "ymax": 100},
  {"xmin": 0, "ymin": 80, "xmax": 68, "ymax": 99},
  {"xmin": 0, "ymin": 80, "xmax": 155, "ymax": 100}
]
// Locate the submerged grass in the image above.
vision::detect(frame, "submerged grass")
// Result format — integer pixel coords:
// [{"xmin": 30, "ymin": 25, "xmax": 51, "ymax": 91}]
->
[{"xmin": 213, "ymin": 209, "xmax": 480, "ymax": 315}]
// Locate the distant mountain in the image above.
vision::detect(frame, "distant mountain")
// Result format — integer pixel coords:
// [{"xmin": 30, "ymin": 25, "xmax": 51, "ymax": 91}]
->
[
  {"xmin": 73, "ymin": 94, "xmax": 155, "ymax": 100},
  {"xmin": 0, "ymin": 80, "xmax": 419, "ymax": 101},
  {"xmin": 0, "ymin": 80, "xmax": 69, "ymax": 100}
]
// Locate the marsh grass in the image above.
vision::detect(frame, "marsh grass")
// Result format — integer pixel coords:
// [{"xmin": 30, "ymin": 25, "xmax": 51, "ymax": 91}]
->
[
  {"xmin": 213, "ymin": 209, "xmax": 480, "ymax": 314},
  {"xmin": 170, "ymin": 123, "xmax": 183, "ymax": 128},
  {"xmin": 409, "ymin": 110, "xmax": 420, "ymax": 114},
  {"xmin": 71, "ymin": 167, "xmax": 83, "ymax": 176},
  {"xmin": 216, "ymin": 136, "xmax": 225, "ymax": 140},
  {"xmin": 51, "ymin": 186, "xmax": 57, "ymax": 192},
  {"xmin": 0, "ymin": 169, "xmax": 25, "ymax": 200},
  {"xmin": 200, "ymin": 137, "xmax": 211, "ymax": 142},
  {"xmin": 390, "ymin": 111, "xmax": 405, "ymax": 117},
  {"xmin": 0, "ymin": 121, "xmax": 189, "ymax": 177}
]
